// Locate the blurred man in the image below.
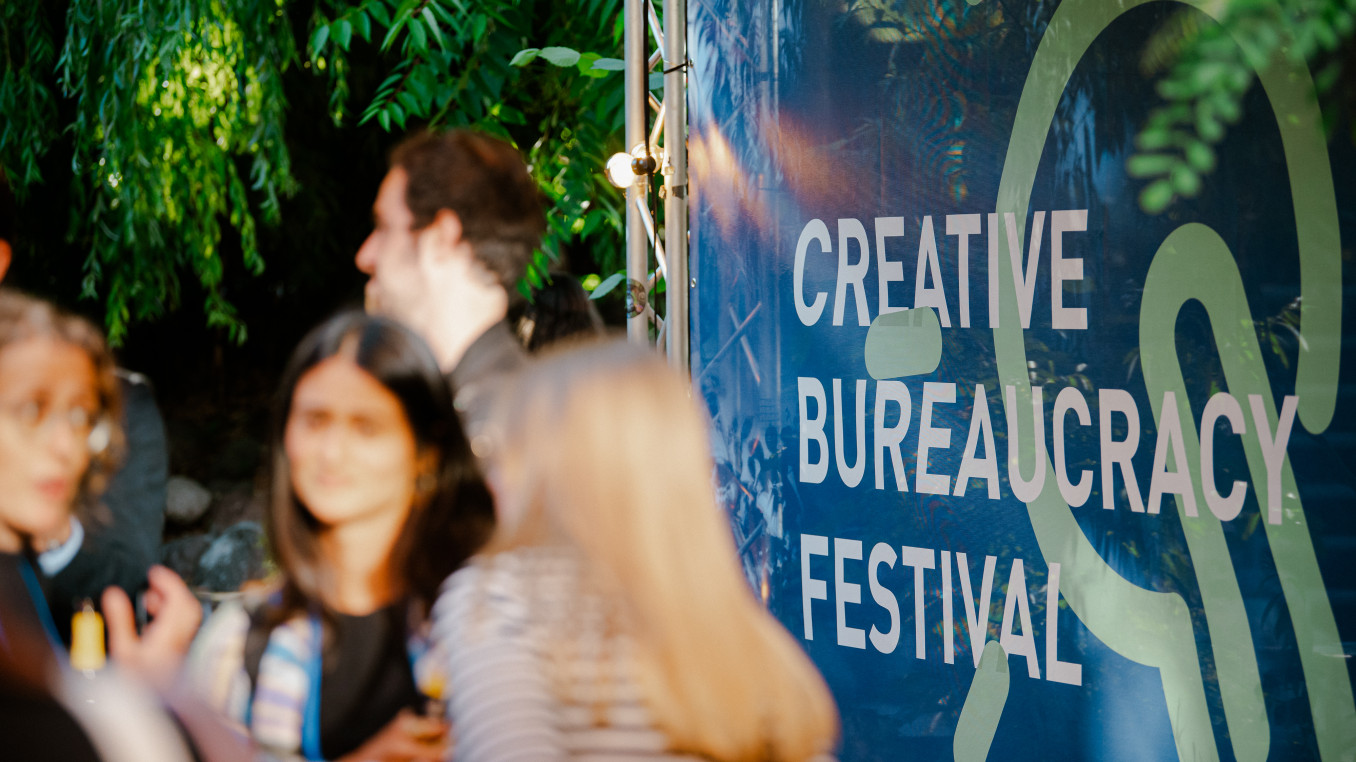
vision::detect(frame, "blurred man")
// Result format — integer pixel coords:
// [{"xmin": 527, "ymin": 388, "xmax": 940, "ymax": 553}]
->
[{"xmin": 356, "ymin": 130, "xmax": 545, "ymax": 437}]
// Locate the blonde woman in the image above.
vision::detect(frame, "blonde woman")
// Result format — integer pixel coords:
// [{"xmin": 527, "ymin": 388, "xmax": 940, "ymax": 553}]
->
[{"xmin": 433, "ymin": 341, "xmax": 839, "ymax": 761}]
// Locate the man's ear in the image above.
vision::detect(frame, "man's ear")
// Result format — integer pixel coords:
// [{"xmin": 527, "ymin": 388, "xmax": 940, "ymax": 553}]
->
[
  {"xmin": 429, "ymin": 209, "xmax": 465, "ymax": 258},
  {"xmin": 0, "ymin": 240, "xmax": 11, "ymax": 284}
]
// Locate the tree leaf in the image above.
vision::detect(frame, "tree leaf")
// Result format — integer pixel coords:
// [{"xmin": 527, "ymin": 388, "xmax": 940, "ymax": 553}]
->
[
  {"xmin": 367, "ymin": 0, "xmax": 392, "ymax": 27},
  {"xmin": 496, "ymin": 103, "xmax": 526, "ymax": 125},
  {"xmin": 380, "ymin": 19, "xmax": 405, "ymax": 51},
  {"xmin": 334, "ymin": 19, "xmax": 353, "ymax": 50},
  {"xmin": 407, "ymin": 19, "xmax": 427, "ymax": 50},
  {"xmin": 1314, "ymin": 18, "xmax": 1338, "ymax": 51},
  {"xmin": 311, "ymin": 23, "xmax": 330, "ymax": 54},
  {"xmin": 381, "ymin": 0, "xmax": 421, "ymax": 51},
  {"xmin": 538, "ymin": 46, "xmax": 582, "ymax": 67},
  {"xmin": 431, "ymin": 1, "xmax": 460, "ymax": 27},
  {"xmin": 590, "ymin": 57, "xmax": 625, "ymax": 71},
  {"xmin": 421, "ymin": 7, "xmax": 443, "ymax": 48},
  {"xmin": 577, "ymin": 52, "xmax": 609, "ymax": 78},
  {"xmin": 510, "ymin": 48, "xmax": 540, "ymax": 66},
  {"xmin": 590, "ymin": 271, "xmax": 625, "ymax": 299}
]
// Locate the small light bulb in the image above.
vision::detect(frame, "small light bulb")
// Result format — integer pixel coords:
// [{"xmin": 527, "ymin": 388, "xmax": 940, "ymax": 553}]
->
[
  {"xmin": 629, "ymin": 142, "xmax": 660, "ymax": 177},
  {"xmin": 630, "ymin": 155, "xmax": 657, "ymax": 177},
  {"xmin": 605, "ymin": 152, "xmax": 637, "ymax": 188}
]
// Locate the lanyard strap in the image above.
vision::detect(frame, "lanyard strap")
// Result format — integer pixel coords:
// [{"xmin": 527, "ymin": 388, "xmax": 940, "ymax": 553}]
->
[
  {"xmin": 17, "ymin": 555, "xmax": 66, "ymax": 656},
  {"xmin": 301, "ymin": 612, "xmax": 324, "ymax": 761}
]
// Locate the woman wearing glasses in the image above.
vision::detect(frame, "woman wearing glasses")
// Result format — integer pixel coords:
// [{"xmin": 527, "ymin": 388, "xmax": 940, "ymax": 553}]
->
[
  {"xmin": 0, "ymin": 287, "xmax": 201, "ymax": 761},
  {"xmin": 0, "ymin": 290, "xmax": 119, "ymax": 567}
]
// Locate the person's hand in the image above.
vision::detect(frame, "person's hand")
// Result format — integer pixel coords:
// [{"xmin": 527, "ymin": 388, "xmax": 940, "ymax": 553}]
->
[
  {"xmin": 103, "ymin": 564, "xmax": 202, "ymax": 684},
  {"xmin": 338, "ymin": 708, "xmax": 451, "ymax": 762}
]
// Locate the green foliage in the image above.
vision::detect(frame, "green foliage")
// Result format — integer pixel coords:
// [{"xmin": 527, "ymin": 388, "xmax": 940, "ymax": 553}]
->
[
  {"xmin": 2, "ymin": 0, "xmax": 630, "ymax": 343},
  {"xmin": 1, "ymin": 0, "xmax": 298, "ymax": 345},
  {"xmin": 311, "ymin": 0, "xmax": 628, "ymax": 295},
  {"xmin": 0, "ymin": 1, "xmax": 59, "ymax": 193},
  {"xmin": 1133, "ymin": 0, "xmax": 1355, "ymax": 214},
  {"xmin": 588, "ymin": 270, "xmax": 625, "ymax": 300}
]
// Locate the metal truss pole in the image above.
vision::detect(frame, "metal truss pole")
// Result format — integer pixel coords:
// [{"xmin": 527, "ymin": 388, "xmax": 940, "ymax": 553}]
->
[
  {"xmin": 621, "ymin": 0, "xmax": 687, "ymax": 366},
  {"xmin": 663, "ymin": 0, "xmax": 688, "ymax": 372},
  {"xmin": 624, "ymin": 0, "xmax": 650, "ymax": 344}
]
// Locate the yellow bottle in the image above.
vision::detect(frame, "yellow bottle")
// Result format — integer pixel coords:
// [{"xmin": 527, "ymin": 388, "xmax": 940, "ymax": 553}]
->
[
  {"xmin": 421, "ymin": 668, "xmax": 447, "ymax": 718},
  {"xmin": 70, "ymin": 599, "xmax": 106, "ymax": 673}
]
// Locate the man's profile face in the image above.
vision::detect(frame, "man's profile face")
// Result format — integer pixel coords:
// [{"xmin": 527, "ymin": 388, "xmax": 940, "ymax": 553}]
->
[{"xmin": 355, "ymin": 168, "xmax": 427, "ymax": 325}]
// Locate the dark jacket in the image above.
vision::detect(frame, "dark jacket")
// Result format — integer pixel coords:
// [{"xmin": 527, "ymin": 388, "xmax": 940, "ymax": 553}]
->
[
  {"xmin": 47, "ymin": 371, "xmax": 168, "ymax": 644},
  {"xmin": 448, "ymin": 320, "xmax": 527, "ymax": 443}
]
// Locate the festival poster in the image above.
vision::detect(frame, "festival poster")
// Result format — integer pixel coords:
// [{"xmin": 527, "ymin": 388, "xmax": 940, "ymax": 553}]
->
[{"xmin": 687, "ymin": 1, "xmax": 1356, "ymax": 759}]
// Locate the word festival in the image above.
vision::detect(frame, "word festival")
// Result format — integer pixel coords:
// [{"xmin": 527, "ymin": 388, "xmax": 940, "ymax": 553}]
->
[{"xmin": 800, "ymin": 536, "xmax": 1082, "ymax": 685}]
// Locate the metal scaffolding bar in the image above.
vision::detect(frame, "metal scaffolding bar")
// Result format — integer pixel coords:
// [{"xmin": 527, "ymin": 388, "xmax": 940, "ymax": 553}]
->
[
  {"xmin": 622, "ymin": 0, "xmax": 687, "ymax": 368},
  {"xmin": 663, "ymin": 0, "xmax": 688, "ymax": 371},
  {"xmin": 624, "ymin": 0, "xmax": 649, "ymax": 344}
]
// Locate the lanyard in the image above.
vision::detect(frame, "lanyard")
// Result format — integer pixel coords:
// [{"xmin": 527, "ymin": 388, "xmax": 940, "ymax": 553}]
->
[
  {"xmin": 17, "ymin": 555, "xmax": 66, "ymax": 655},
  {"xmin": 300, "ymin": 612, "xmax": 324, "ymax": 761},
  {"xmin": 297, "ymin": 607, "xmax": 428, "ymax": 761}
]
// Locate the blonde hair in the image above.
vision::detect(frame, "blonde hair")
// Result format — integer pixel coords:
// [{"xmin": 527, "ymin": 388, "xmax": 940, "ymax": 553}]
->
[{"xmin": 482, "ymin": 340, "xmax": 839, "ymax": 761}]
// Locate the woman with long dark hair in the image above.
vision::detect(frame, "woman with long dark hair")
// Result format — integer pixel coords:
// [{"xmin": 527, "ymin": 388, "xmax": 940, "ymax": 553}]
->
[{"xmin": 187, "ymin": 311, "xmax": 493, "ymax": 761}]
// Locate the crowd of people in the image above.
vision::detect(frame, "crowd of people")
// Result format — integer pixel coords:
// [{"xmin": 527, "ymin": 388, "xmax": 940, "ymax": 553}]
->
[{"xmin": 0, "ymin": 130, "xmax": 840, "ymax": 761}]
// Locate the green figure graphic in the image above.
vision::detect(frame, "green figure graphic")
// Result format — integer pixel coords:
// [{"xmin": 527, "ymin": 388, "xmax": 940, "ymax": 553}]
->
[{"xmin": 865, "ymin": 1, "xmax": 1354, "ymax": 759}]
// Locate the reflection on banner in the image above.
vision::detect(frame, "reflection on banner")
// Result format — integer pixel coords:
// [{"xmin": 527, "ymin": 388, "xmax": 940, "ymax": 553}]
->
[{"xmin": 690, "ymin": 0, "xmax": 1356, "ymax": 760}]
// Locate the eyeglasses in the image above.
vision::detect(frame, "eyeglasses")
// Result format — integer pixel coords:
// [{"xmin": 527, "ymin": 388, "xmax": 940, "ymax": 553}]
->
[{"xmin": 0, "ymin": 398, "xmax": 112, "ymax": 454}]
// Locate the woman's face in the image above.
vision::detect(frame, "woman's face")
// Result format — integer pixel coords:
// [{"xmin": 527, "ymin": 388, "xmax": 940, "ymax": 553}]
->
[
  {"xmin": 285, "ymin": 355, "xmax": 425, "ymax": 532},
  {"xmin": 0, "ymin": 337, "xmax": 99, "ymax": 551}
]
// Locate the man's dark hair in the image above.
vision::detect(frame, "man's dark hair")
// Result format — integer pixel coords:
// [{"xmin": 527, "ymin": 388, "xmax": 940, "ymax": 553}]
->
[
  {"xmin": 519, "ymin": 273, "xmax": 604, "ymax": 352},
  {"xmin": 391, "ymin": 130, "xmax": 546, "ymax": 293},
  {"xmin": 0, "ymin": 168, "xmax": 15, "ymax": 245}
]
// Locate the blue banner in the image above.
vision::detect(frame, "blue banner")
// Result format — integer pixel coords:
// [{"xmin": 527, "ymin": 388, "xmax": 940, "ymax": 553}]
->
[{"xmin": 688, "ymin": 1, "xmax": 1356, "ymax": 759}]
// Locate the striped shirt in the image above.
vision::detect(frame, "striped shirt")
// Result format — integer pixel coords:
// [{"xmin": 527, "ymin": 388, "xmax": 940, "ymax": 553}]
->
[{"xmin": 433, "ymin": 550, "xmax": 708, "ymax": 762}]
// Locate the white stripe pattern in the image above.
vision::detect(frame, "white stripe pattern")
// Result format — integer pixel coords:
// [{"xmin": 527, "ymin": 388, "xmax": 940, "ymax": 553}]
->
[{"xmin": 433, "ymin": 551, "xmax": 709, "ymax": 762}]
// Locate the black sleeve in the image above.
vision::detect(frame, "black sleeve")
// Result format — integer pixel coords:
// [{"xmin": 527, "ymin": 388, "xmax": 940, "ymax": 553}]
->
[
  {"xmin": 46, "ymin": 523, "xmax": 150, "ymax": 645},
  {"xmin": 102, "ymin": 371, "xmax": 170, "ymax": 564}
]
